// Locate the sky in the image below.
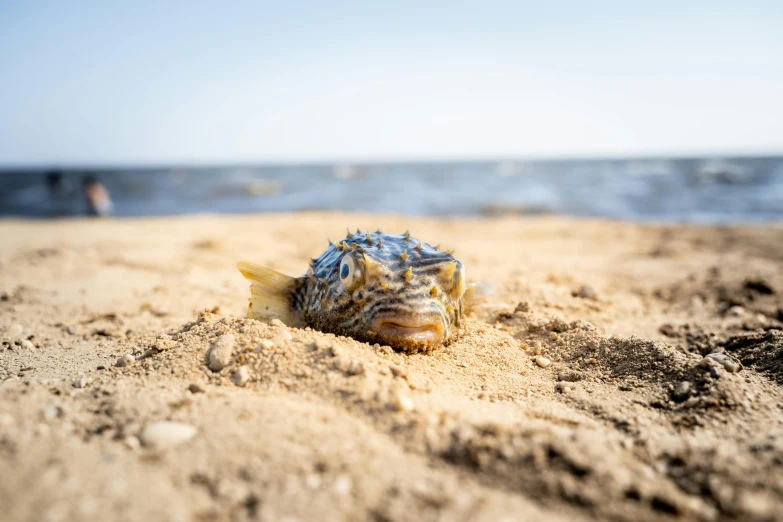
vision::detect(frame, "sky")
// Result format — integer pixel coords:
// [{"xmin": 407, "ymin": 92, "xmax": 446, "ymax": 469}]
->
[{"xmin": 1, "ymin": 1, "xmax": 782, "ymax": 165}]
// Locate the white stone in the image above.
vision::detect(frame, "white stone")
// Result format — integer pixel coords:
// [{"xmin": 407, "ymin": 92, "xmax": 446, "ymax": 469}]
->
[
  {"xmin": 42, "ymin": 402, "xmax": 62, "ymax": 421},
  {"xmin": 391, "ymin": 392, "xmax": 414, "ymax": 412},
  {"xmin": 140, "ymin": 421, "xmax": 197, "ymax": 449},
  {"xmin": 208, "ymin": 334, "xmax": 235, "ymax": 371},
  {"xmin": 272, "ymin": 329, "xmax": 293, "ymax": 346},
  {"xmin": 232, "ymin": 366, "xmax": 250, "ymax": 387},
  {"xmin": 333, "ymin": 475, "xmax": 352, "ymax": 496},
  {"xmin": 123, "ymin": 436, "xmax": 141, "ymax": 451},
  {"xmin": 254, "ymin": 339, "xmax": 275, "ymax": 353},
  {"xmin": 116, "ymin": 354, "xmax": 135, "ymax": 367},
  {"xmin": 535, "ymin": 356, "xmax": 551, "ymax": 368}
]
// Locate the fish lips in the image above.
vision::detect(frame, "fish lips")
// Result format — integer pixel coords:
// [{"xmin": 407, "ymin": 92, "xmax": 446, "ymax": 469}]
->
[{"xmin": 369, "ymin": 313, "xmax": 446, "ymax": 349}]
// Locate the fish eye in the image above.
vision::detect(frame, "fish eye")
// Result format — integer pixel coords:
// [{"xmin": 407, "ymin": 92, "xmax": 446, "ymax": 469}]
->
[{"xmin": 339, "ymin": 254, "xmax": 362, "ymax": 291}]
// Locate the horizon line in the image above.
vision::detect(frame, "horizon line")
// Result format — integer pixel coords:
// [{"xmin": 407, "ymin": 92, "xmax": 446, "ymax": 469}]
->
[{"xmin": 1, "ymin": 148, "xmax": 782, "ymax": 171}]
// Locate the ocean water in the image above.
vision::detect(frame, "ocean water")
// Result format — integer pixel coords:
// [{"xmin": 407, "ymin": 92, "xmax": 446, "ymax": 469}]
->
[{"xmin": 1, "ymin": 157, "xmax": 782, "ymax": 223}]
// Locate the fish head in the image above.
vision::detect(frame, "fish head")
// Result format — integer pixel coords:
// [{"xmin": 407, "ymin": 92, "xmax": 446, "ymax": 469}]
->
[{"xmin": 309, "ymin": 231, "xmax": 466, "ymax": 351}]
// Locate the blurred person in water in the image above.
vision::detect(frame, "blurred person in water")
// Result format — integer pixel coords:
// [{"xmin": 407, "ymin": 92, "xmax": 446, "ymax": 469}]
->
[
  {"xmin": 82, "ymin": 175, "xmax": 113, "ymax": 216},
  {"xmin": 45, "ymin": 170, "xmax": 73, "ymax": 195}
]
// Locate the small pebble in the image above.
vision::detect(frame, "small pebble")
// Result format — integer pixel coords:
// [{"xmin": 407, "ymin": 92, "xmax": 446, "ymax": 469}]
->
[
  {"xmin": 152, "ymin": 336, "xmax": 176, "ymax": 351},
  {"xmin": 115, "ymin": 354, "xmax": 135, "ymax": 367},
  {"xmin": 66, "ymin": 326, "xmax": 80, "ymax": 335},
  {"xmin": 72, "ymin": 376, "xmax": 90, "ymax": 388},
  {"xmin": 699, "ymin": 357, "xmax": 718, "ymax": 370},
  {"xmin": 390, "ymin": 392, "xmax": 414, "ymax": 412},
  {"xmin": 535, "ymin": 356, "xmax": 551, "ymax": 368},
  {"xmin": 738, "ymin": 489, "xmax": 777, "ymax": 519},
  {"xmin": 208, "ymin": 334, "xmax": 235, "ymax": 371},
  {"xmin": 42, "ymin": 402, "xmax": 63, "ymax": 421},
  {"xmin": 672, "ymin": 381, "xmax": 692, "ymax": 402},
  {"xmin": 727, "ymin": 306, "xmax": 746, "ymax": 317},
  {"xmin": 572, "ymin": 285, "xmax": 599, "ymax": 300},
  {"xmin": 188, "ymin": 383, "xmax": 206, "ymax": 394},
  {"xmin": 21, "ymin": 339, "xmax": 36, "ymax": 350},
  {"xmin": 702, "ymin": 352, "xmax": 742, "ymax": 373},
  {"xmin": 140, "ymin": 421, "xmax": 197, "ymax": 449},
  {"xmin": 659, "ymin": 324, "xmax": 677, "ymax": 337},
  {"xmin": 272, "ymin": 329, "xmax": 293, "ymax": 346},
  {"xmin": 232, "ymin": 366, "xmax": 250, "ymax": 387},
  {"xmin": 123, "ymin": 436, "xmax": 141, "ymax": 451},
  {"xmin": 254, "ymin": 339, "xmax": 275, "ymax": 353},
  {"xmin": 557, "ymin": 370, "xmax": 583, "ymax": 382},
  {"xmin": 333, "ymin": 475, "xmax": 352, "ymax": 496},
  {"xmin": 346, "ymin": 360, "xmax": 365, "ymax": 376}
]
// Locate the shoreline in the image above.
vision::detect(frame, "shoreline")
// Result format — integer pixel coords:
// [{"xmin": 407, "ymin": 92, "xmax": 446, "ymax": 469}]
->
[{"xmin": 3, "ymin": 212, "xmax": 783, "ymax": 227}]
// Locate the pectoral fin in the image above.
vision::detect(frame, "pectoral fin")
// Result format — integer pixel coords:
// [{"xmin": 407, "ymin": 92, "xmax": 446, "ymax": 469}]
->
[
  {"xmin": 237, "ymin": 261, "xmax": 303, "ymax": 326},
  {"xmin": 462, "ymin": 282, "xmax": 495, "ymax": 312}
]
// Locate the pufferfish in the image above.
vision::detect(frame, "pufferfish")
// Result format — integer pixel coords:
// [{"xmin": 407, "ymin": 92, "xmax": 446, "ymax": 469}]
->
[{"xmin": 237, "ymin": 229, "xmax": 490, "ymax": 353}]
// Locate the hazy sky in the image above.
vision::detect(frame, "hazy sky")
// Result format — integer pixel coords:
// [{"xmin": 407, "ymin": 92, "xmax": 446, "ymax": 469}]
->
[{"xmin": 1, "ymin": 1, "xmax": 782, "ymax": 165}]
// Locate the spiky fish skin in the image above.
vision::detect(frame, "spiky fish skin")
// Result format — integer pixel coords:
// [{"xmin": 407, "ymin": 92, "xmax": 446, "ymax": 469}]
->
[{"xmin": 294, "ymin": 230, "xmax": 465, "ymax": 353}]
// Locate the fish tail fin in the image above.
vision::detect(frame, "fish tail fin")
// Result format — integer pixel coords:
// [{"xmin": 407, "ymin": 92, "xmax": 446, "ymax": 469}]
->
[
  {"xmin": 462, "ymin": 282, "xmax": 495, "ymax": 312},
  {"xmin": 236, "ymin": 261, "xmax": 303, "ymax": 326}
]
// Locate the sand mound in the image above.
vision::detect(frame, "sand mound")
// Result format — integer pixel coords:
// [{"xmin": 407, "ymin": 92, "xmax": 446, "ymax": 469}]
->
[{"xmin": 67, "ymin": 303, "xmax": 777, "ymax": 522}]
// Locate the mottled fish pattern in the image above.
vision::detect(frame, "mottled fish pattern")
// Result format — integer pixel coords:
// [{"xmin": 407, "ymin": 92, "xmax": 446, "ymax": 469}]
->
[{"xmin": 237, "ymin": 229, "xmax": 488, "ymax": 353}]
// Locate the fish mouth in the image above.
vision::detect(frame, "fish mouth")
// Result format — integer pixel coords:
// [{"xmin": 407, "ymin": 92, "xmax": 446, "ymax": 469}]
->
[{"xmin": 370, "ymin": 315, "xmax": 445, "ymax": 348}]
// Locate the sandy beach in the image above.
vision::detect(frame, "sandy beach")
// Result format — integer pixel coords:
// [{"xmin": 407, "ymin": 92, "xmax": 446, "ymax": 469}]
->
[{"xmin": 1, "ymin": 213, "xmax": 782, "ymax": 522}]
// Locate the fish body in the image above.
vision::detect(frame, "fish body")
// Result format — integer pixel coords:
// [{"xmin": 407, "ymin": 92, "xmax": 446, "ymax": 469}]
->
[{"xmin": 237, "ymin": 229, "xmax": 489, "ymax": 353}]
